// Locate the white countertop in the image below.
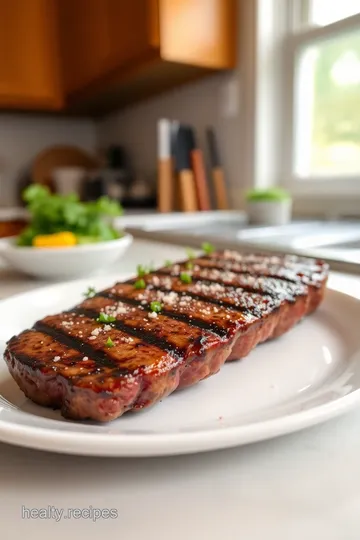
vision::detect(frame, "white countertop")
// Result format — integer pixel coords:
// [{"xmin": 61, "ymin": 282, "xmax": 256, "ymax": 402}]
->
[{"xmin": 1, "ymin": 239, "xmax": 360, "ymax": 540}]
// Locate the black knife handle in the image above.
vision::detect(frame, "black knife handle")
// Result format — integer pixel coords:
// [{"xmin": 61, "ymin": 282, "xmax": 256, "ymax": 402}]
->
[
  {"xmin": 174, "ymin": 125, "xmax": 191, "ymax": 171},
  {"xmin": 206, "ymin": 127, "xmax": 221, "ymax": 168}
]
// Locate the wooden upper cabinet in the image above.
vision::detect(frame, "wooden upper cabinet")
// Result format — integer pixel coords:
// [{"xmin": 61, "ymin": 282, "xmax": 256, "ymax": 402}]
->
[
  {"xmin": 104, "ymin": 0, "xmax": 160, "ymax": 71},
  {"xmin": 0, "ymin": 0, "xmax": 236, "ymax": 113},
  {"xmin": 0, "ymin": 0, "xmax": 61, "ymax": 109},
  {"xmin": 61, "ymin": 0, "xmax": 237, "ymax": 113},
  {"xmin": 58, "ymin": 0, "xmax": 112, "ymax": 94},
  {"xmin": 159, "ymin": 0, "xmax": 236, "ymax": 68},
  {"xmin": 58, "ymin": 0, "xmax": 159, "ymax": 95}
]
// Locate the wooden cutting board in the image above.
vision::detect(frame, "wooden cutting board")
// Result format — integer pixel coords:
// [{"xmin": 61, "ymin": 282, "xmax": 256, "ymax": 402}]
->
[
  {"xmin": 0, "ymin": 219, "xmax": 27, "ymax": 238},
  {"xmin": 32, "ymin": 145, "xmax": 100, "ymax": 190}
]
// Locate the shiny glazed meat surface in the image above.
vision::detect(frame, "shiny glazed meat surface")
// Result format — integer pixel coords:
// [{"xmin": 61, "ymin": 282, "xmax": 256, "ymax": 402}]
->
[{"xmin": 4, "ymin": 250, "xmax": 329, "ymax": 422}]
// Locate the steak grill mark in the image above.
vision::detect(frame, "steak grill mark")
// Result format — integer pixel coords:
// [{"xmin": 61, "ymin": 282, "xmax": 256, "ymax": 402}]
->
[
  {"xmin": 94, "ymin": 293, "xmax": 230, "ymax": 338},
  {"xmin": 70, "ymin": 306, "xmax": 187, "ymax": 357},
  {"xmin": 194, "ymin": 257, "xmax": 303, "ymax": 284},
  {"xmin": 145, "ymin": 271, "xmax": 284, "ymax": 300},
  {"xmin": 204, "ymin": 251, "xmax": 327, "ymax": 283},
  {"xmin": 162, "ymin": 259, "xmax": 302, "ymax": 285},
  {"xmin": 35, "ymin": 260, "xmax": 310, "ymax": 374},
  {"xmin": 34, "ymin": 321, "xmax": 125, "ymax": 371},
  {"xmin": 113, "ymin": 283, "xmax": 254, "ymax": 312},
  {"xmin": 102, "ymin": 287, "xmax": 263, "ymax": 318},
  {"xmin": 154, "ymin": 270, "xmax": 305, "ymax": 302},
  {"xmin": 122, "ymin": 276, "xmax": 281, "ymax": 318}
]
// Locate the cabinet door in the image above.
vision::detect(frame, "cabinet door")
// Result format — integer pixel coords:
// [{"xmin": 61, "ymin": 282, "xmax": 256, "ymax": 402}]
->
[
  {"xmin": 159, "ymin": 0, "xmax": 237, "ymax": 68},
  {"xmin": 0, "ymin": 0, "xmax": 61, "ymax": 108},
  {"xmin": 58, "ymin": 0, "xmax": 111, "ymax": 94},
  {"xmin": 104, "ymin": 0, "xmax": 159, "ymax": 72}
]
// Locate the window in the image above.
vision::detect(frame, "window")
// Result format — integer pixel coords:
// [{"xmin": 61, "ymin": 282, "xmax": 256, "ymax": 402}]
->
[
  {"xmin": 295, "ymin": 28, "xmax": 360, "ymax": 178},
  {"xmin": 310, "ymin": 0, "xmax": 360, "ymax": 27},
  {"xmin": 282, "ymin": 0, "xmax": 360, "ymax": 195}
]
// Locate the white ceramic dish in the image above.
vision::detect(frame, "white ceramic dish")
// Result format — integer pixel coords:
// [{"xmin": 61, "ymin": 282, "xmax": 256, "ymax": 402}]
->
[
  {"xmin": 0, "ymin": 274, "xmax": 360, "ymax": 457},
  {"xmin": 0, "ymin": 234, "xmax": 132, "ymax": 279}
]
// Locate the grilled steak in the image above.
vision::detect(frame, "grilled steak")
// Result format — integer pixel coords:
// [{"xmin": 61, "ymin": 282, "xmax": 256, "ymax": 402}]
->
[{"xmin": 4, "ymin": 250, "xmax": 329, "ymax": 422}]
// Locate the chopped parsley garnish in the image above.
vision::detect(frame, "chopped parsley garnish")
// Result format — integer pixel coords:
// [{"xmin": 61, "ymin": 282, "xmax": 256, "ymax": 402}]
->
[
  {"xmin": 97, "ymin": 313, "xmax": 116, "ymax": 323},
  {"xmin": 83, "ymin": 286, "xmax": 96, "ymax": 298},
  {"xmin": 186, "ymin": 248, "xmax": 195, "ymax": 259},
  {"xmin": 150, "ymin": 301, "xmax": 162, "ymax": 313},
  {"xmin": 134, "ymin": 278, "xmax": 146, "ymax": 289},
  {"xmin": 201, "ymin": 242, "xmax": 215, "ymax": 255},
  {"xmin": 180, "ymin": 271, "xmax": 192, "ymax": 284},
  {"xmin": 105, "ymin": 336, "xmax": 115, "ymax": 348},
  {"xmin": 137, "ymin": 264, "xmax": 148, "ymax": 277},
  {"xmin": 164, "ymin": 259, "xmax": 172, "ymax": 268},
  {"xmin": 137, "ymin": 263, "xmax": 154, "ymax": 277},
  {"xmin": 186, "ymin": 261, "xmax": 194, "ymax": 270}
]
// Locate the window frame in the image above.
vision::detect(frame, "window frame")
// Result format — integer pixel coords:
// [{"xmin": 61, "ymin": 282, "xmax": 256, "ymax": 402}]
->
[{"xmin": 281, "ymin": 8, "xmax": 360, "ymax": 197}]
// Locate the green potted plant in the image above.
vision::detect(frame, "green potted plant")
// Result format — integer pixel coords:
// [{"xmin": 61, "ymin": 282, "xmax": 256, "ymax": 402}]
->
[{"xmin": 245, "ymin": 187, "xmax": 292, "ymax": 225}]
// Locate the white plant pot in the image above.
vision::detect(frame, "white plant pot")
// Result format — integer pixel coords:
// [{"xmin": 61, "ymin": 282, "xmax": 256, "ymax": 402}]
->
[{"xmin": 246, "ymin": 199, "xmax": 292, "ymax": 226}]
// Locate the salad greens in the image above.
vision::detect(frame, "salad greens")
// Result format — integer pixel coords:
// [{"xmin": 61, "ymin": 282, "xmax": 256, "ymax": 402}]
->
[{"xmin": 17, "ymin": 184, "xmax": 123, "ymax": 246}]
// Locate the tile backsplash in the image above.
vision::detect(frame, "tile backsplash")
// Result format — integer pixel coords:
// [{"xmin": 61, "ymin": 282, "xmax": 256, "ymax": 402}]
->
[
  {"xmin": 0, "ymin": 114, "xmax": 96, "ymax": 206},
  {"xmin": 96, "ymin": 73, "xmax": 242, "ymax": 209},
  {"xmin": 1, "ymin": 75, "xmax": 241, "ymax": 208}
]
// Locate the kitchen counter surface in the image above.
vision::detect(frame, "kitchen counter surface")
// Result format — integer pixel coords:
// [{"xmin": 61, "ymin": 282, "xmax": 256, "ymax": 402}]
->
[{"xmin": 1, "ymin": 239, "xmax": 360, "ymax": 540}]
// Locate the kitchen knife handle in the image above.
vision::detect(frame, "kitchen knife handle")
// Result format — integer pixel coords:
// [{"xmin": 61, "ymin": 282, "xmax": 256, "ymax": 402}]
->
[
  {"xmin": 212, "ymin": 167, "xmax": 229, "ymax": 210},
  {"xmin": 179, "ymin": 169, "xmax": 198, "ymax": 212},
  {"xmin": 190, "ymin": 149, "xmax": 211, "ymax": 211},
  {"xmin": 158, "ymin": 158, "xmax": 174, "ymax": 213}
]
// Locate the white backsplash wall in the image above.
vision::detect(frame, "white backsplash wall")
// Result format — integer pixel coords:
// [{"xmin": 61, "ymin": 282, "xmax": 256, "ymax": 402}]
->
[
  {"xmin": 96, "ymin": 72, "xmax": 243, "ymax": 208},
  {"xmin": 0, "ymin": 114, "xmax": 97, "ymax": 206}
]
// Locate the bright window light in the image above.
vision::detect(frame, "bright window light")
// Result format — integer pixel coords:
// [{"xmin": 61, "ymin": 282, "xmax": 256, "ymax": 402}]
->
[
  {"xmin": 311, "ymin": 0, "xmax": 360, "ymax": 26},
  {"xmin": 295, "ymin": 29, "xmax": 360, "ymax": 177}
]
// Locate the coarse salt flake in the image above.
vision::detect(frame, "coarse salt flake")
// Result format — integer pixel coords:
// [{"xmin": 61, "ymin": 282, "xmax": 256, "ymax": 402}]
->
[{"xmin": 91, "ymin": 327, "xmax": 101, "ymax": 337}]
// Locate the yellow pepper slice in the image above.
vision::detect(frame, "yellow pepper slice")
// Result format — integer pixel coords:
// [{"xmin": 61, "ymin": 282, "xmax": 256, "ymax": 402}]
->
[{"xmin": 33, "ymin": 232, "xmax": 77, "ymax": 248}]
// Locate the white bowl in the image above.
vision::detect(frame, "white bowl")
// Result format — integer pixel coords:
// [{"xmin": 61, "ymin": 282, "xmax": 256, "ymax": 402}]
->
[{"xmin": 0, "ymin": 234, "xmax": 133, "ymax": 280}]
